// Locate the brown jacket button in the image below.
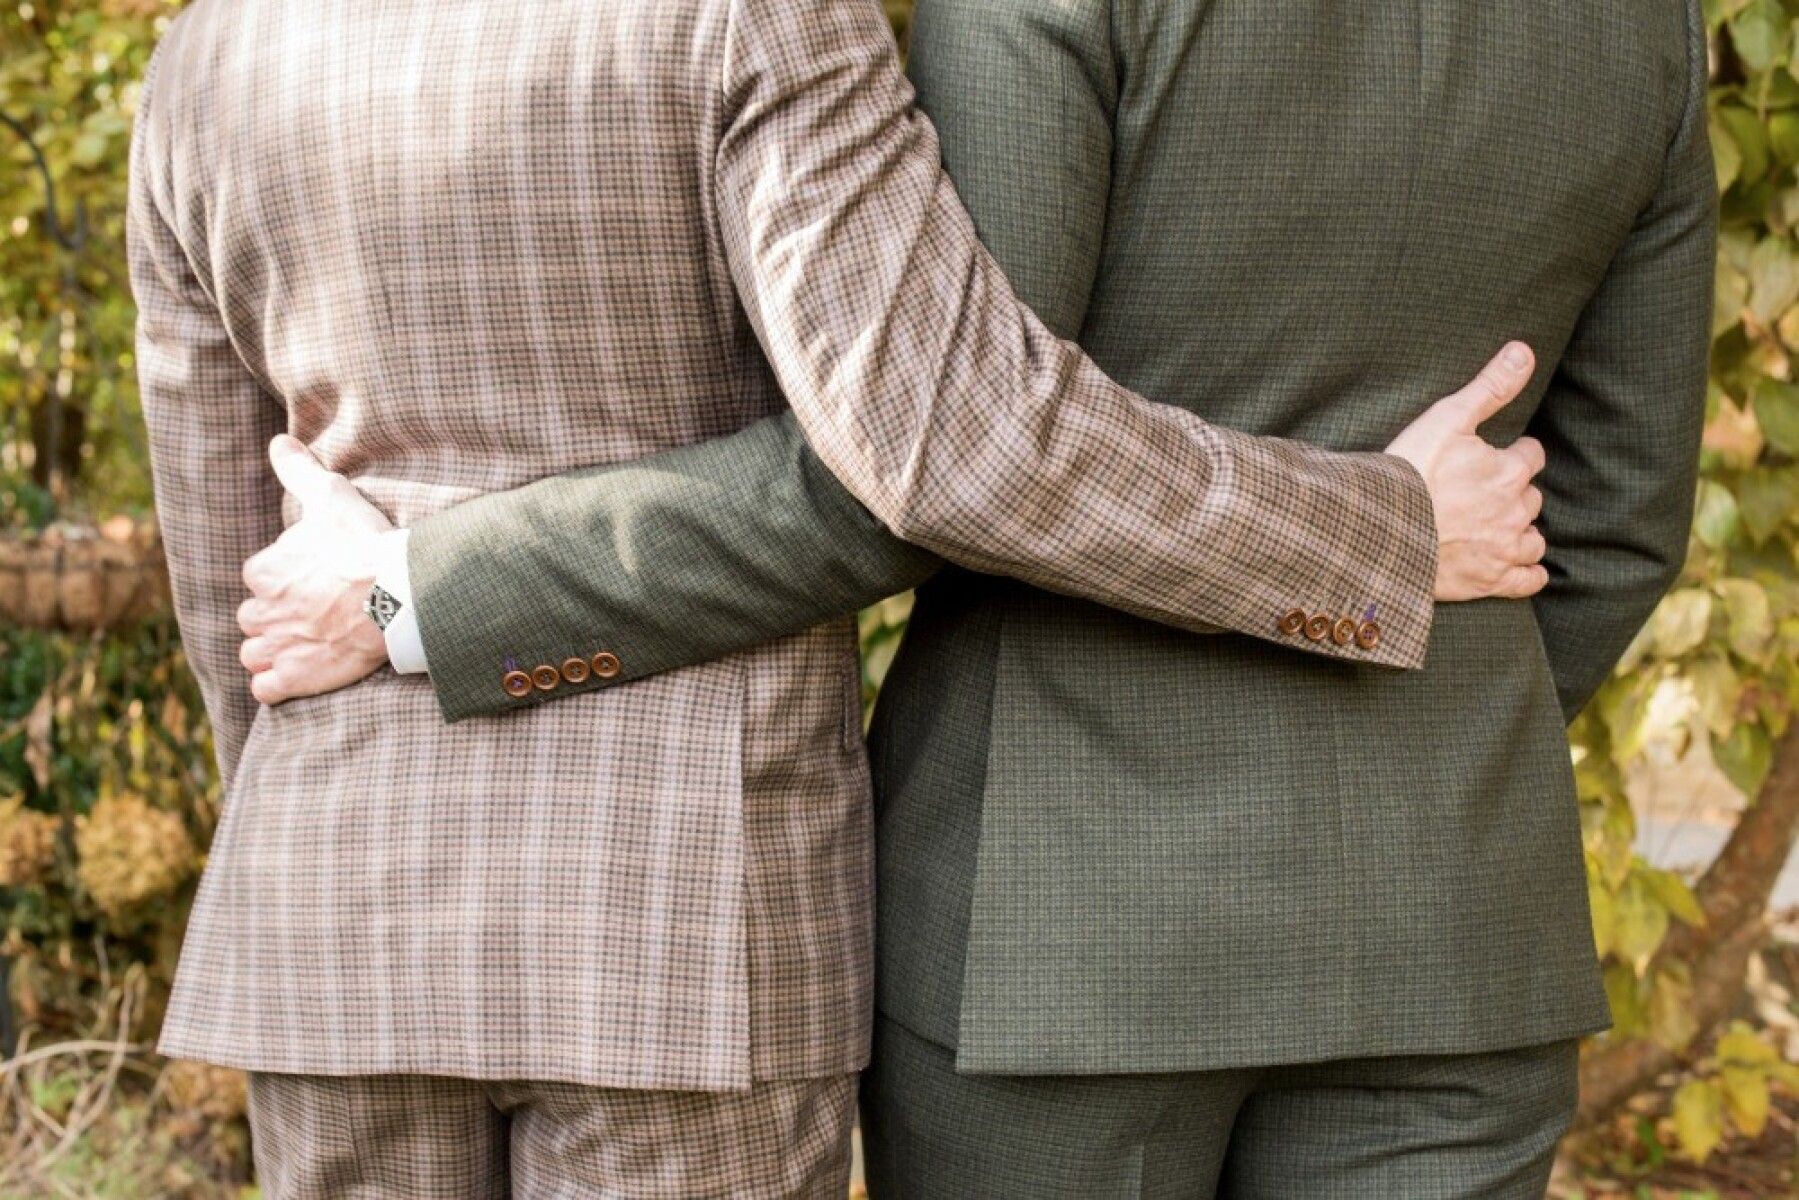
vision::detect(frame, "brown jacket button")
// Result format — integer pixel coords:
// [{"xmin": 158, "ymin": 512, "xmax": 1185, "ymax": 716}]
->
[
  {"xmin": 561, "ymin": 657, "xmax": 592, "ymax": 684},
  {"xmin": 591, "ymin": 651, "xmax": 622, "ymax": 679},
  {"xmin": 1278, "ymin": 608, "xmax": 1307, "ymax": 636},
  {"xmin": 1332, "ymin": 616, "xmax": 1357, "ymax": 646},
  {"xmin": 1356, "ymin": 621, "xmax": 1382, "ymax": 651},
  {"xmin": 1304, "ymin": 614, "xmax": 1332, "ymax": 641},
  {"xmin": 531, "ymin": 665, "xmax": 562, "ymax": 692},
  {"xmin": 503, "ymin": 670, "xmax": 533, "ymax": 699}
]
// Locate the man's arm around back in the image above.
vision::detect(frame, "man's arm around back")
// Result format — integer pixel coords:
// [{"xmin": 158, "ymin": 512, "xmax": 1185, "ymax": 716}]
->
[{"xmin": 240, "ymin": 0, "xmax": 1549, "ymax": 716}]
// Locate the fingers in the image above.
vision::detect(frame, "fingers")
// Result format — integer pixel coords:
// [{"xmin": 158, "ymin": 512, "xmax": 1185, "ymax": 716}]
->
[
  {"xmin": 1492, "ymin": 564, "xmax": 1550, "ymax": 598},
  {"xmin": 250, "ymin": 665, "xmax": 295, "ymax": 707},
  {"xmin": 245, "ymin": 643, "xmax": 379, "ymax": 706},
  {"xmin": 1441, "ymin": 342, "xmax": 1536, "ymax": 432},
  {"xmin": 242, "ymin": 541, "xmax": 289, "ymax": 595},
  {"xmin": 1504, "ymin": 435, "xmax": 1546, "ymax": 478},
  {"xmin": 240, "ymin": 636, "xmax": 275, "ymax": 673},
  {"xmin": 268, "ymin": 434, "xmax": 351, "ymax": 513},
  {"xmin": 1515, "ymin": 526, "xmax": 1547, "ymax": 565},
  {"xmin": 237, "ymin": 597, "xmax": 271, "ymax": 636}
]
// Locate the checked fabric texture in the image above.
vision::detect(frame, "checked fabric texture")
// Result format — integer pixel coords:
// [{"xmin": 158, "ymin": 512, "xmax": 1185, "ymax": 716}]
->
[
  {"xmin": 248, "ymin": 1071, "xmax": 855, "ymax": 1199},
  {"xmin": 407, "ymin": 0, "xmax": 1714, "ymax": 1075},
  {"xmin": 130, "ymin": 0, "xmax": 1439, "ymax": 1089}
]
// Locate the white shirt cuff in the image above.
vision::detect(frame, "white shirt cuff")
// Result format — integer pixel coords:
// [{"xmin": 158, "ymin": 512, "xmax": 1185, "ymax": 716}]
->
[{"xmin": 374, "ymin": 529, "xmax": 429, "ymax": 675}]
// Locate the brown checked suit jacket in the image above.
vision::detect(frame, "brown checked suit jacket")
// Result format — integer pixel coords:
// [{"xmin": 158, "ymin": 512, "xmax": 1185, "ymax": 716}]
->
[{"xmin": 131, "ymin": 0, "xmax": 1437, "ymax": 1089}]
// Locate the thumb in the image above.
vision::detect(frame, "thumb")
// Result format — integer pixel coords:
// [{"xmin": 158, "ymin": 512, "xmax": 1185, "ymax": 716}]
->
[
  {"xmin": 267, "ymin": 435, "xmax": 349, "ymax": 513},
  {"xmin": 1437, "ymin": 342, "xmax": 1536, "ymax": 433}
]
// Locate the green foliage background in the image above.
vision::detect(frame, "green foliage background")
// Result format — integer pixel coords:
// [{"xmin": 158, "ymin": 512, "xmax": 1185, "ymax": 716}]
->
[
  {"xmin": 3, "ymin": 0, "xmax": 208, "ymax": 1050},
  {"xmin": 1, "ymin": 0, "xmax": 1795, "ymax": 1181}
]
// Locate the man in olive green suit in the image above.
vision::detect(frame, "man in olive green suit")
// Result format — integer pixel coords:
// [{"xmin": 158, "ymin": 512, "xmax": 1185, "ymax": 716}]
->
[{"xmin": 232, "ymin": 0, "xmax": 1712, "ymax": 1194}]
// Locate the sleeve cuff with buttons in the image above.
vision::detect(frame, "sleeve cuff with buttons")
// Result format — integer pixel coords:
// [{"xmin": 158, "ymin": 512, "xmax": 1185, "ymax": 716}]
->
[
  {"xmin": 1251, "ymin": 445, "xmax": 1438, "ymax": 672},
  {"xmin": 499, "ymin": 650, "xmax": 623, "ymax": 701},
  {"xmin": 405, "ymin": 494, "xmax": 638, "ymax": 722},
  {"xmin": 388, "ymin": 534, "xmax": 622, "ymax": 698},
  {"xmin": 373, "ymin": 529, "xmax": 430, "ymax": 675}
]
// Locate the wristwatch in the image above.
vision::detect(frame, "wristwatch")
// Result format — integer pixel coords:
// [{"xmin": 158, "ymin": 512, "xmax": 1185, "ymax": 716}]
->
[{"xmin": 364, "ymin": 583, "xmax": 403, "ymax": 632}]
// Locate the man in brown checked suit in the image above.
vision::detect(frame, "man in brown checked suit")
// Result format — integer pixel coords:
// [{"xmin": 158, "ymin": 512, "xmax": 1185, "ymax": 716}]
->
[{"xmin": 132, "ymin": 0, "xmax": 1552, "ymax": 1194}]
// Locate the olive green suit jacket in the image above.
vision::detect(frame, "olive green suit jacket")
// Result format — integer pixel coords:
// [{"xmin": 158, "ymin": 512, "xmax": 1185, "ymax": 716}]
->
[{"xmin": 409, "ymin": 0, "xmax": 1713, "ymax": 1072}]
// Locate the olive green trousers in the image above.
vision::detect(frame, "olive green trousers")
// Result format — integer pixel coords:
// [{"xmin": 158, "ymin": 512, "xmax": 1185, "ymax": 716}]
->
[{"xmin": 861, "ymin": 1015, "xmax": 1577, "ymax": 1200}]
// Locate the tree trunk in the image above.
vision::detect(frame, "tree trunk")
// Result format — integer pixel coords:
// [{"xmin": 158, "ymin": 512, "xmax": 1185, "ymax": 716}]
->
[{"xmin": 1576, "ymin": 723, "xmax": 1799, "ymax": 1125}]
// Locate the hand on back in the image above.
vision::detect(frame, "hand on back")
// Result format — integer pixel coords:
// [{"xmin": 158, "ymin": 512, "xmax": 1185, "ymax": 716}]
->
[
  {"xmin": 237, "ymin": 437, "xmax": 393, "ymax": 705},
  {"xmin": 1385, "ymin": 342, "xmax": 1550, "ymax": 602}
]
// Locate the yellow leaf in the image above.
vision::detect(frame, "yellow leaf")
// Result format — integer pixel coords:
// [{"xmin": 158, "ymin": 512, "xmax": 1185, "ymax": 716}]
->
[
  {"xmin": 1672, "ymin": 1078, "xmax": 1726, "ymax": 1162},
  {"xmin": 1720, "ymin": 1066, "xmax": 1771, "ymax": 1137},
  {"xmin": 1648, "ymin": 967, "xmax": 1700, "ymax": 1051},
  {"xmin": 1718, "ymin": 578, "xmax": 1776, "ymax": 661},
  {"xmin": 1604, "ymin": 962, "xmax": 1647, "ymax": 1037},
  {"xmin": 1687, "ymin": 655, "xmax": 1743, "ymax": 739},
  {"xmin": 1717, "ymin": 1022, "xmax": 1780, "ymax": 1067},
  {"xmin": 1651, "ymin": 589, "xmax": 1715, "ymax": 659},
  {"xmin": 1588, "ymin": 873, "xmax": 1616, "ymax": 959},
  {"xmin": 1716, "ymin": 259, "xmax": 1750, "ymax": 337},
  {"xmin": 1592, "ymin": 800, "xmax": 1637, "ymax": 890},
  {"xmin": 1749, "ymin": 236, "xmax": 1799, "ymax": 324},
  {"xmin": 1600, "ymin": 674, "xmax": 1659, "ymax": 764},
  {"xmin": 1641, "ymin": 867, "xmax": 1707, "ymax": 928},
  {"xmin": 1613, "ymin": 875, "xmax": 1672, "ymax": 966},
  {"xmin": 875, "ymin": 592, "xmax": 915, "ymax": 626},
  {"xmin": 1713, "ymin": 112, "xmax": 1744, "ymax": 192},
  {"xmin": 1702, "ymin": 391, "xmax": 1763, "ymax": 464}
]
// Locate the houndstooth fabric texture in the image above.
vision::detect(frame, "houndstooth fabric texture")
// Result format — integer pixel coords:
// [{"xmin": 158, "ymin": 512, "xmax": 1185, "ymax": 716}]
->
[
  {"xmin": 248, "ymin": 1071, "xmax": 855, "ymax": 1199},
  {"xmin": 129, "ymin": 0, "xmax": 1439, "ymax": 1088}
]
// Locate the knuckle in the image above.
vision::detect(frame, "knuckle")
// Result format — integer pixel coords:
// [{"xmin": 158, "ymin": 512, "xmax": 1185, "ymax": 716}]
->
[
  {"xmin": 1513, "ymin": 566, "xmax": 1549, "ymax": 596},
  {"xmin": 1480, "ymin": 372, "xmax": 1518, "ymax": 404}
]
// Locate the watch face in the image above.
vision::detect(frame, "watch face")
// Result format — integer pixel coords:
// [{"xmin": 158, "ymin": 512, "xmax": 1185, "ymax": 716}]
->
[{"xmin": 365, "ymin": 584, "xmax": 402, "ymax": 631}]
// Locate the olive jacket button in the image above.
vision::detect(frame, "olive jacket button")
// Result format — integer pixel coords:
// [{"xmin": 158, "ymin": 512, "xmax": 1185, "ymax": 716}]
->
[
  {"xmin": 561, "ymin": 657, "xmax": 592, "ymax": 685},
  {"xmin": 531, "ymin": 665, "xmax": 562, "ymax": 692},
  {"xmin": 592, "ymin": 651, "xmax": 622, "ymax": 679},
  {"xmin": 502, "ymin": 671, "xmax": 533, "ymax": 699}
]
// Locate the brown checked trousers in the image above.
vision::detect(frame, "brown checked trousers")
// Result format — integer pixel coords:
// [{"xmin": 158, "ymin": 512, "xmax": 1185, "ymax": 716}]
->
[{"xmin": 248, "ymin": 1074, "xmax": 855, "ymax": 1199}]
